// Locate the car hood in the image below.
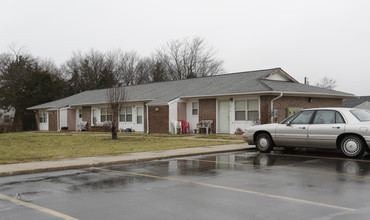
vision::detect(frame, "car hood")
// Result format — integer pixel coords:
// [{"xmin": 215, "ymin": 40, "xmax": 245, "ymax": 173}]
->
[{"xmin": 245, "ymin": 123, "xmax": 279, "ymax": 132}]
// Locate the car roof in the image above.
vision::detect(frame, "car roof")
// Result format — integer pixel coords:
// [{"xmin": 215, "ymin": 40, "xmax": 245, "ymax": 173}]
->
[{"xmin": 302, "ymin": 107, "xmax": 353, "ymax": 111}]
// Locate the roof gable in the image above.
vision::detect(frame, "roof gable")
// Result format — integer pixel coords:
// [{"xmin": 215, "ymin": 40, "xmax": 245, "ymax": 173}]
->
[{"xmin": 262, "ymin": 68, "xmax": 298, "ymax": 82}]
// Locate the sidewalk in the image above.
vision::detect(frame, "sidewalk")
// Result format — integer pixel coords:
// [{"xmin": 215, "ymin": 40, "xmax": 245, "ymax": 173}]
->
[{"xmin": 0, "ymin": 143, "xmax": 255, "ymax": 177}]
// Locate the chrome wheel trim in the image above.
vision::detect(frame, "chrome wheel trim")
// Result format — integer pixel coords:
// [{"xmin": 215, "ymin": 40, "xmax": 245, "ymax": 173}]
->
[
  {"xmin": 258, "ymin": 137, "xmax": 269, "ymax": 149},
  {"xmin": 342, "ymin": 138, "xmax": 361, "ymax": 156}
]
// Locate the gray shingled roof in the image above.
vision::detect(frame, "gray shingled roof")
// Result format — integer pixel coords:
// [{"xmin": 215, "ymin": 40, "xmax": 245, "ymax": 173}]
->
[
  {"xmin": 343, "ymin": 96, "xmax": 370, "ymax": 108},
  {"xmin": 28, "ymin": 68, "xmax": 354, "ymax": 110}
]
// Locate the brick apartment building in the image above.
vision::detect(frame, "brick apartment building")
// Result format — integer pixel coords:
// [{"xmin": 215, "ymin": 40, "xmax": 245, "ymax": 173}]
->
[{"xmin": 28, "ymin": 68, "xmax": 353, "ymax": 134}]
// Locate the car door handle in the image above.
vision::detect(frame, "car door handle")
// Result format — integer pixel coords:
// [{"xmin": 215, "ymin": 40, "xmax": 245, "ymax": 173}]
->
[
  {"xmin": 332, "ymin": 126, "xmax": 341, "ymax": 129},
  {"xmin": 299, "ymin": 127, "xmax": 306, "ymax": 129}
]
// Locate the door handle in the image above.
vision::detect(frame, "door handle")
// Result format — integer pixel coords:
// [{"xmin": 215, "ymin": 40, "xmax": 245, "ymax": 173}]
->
[
  {"xmin": 299, "ymin": 127, "xmax": 306, "ymax": 129},
  {"xmin": 332, "ymin": 126, "xmax": 340, "ymax": 129}
]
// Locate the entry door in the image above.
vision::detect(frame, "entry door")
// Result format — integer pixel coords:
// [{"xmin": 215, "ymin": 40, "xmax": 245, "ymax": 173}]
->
[
  {"xmin": 136, "ymin": 106, "xmax": 144, "ymax": 132},
  {"xmin": 218, "ymin": 101, "xmax": 230, "ymax": 133}
]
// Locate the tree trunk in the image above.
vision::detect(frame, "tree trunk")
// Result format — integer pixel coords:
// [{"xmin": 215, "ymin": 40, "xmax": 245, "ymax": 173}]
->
[{"xmin": 111, "ymin": 125, "xmax": 118, "ymax": 140}]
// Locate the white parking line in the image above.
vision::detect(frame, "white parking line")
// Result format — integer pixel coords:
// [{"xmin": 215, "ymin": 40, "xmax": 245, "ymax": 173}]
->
[
  {"xmin": 92, "ymin": 167, "xmax": 355, "ymax": 212},
  {"xmin": 183, "ymin": 158, "xmax": 370, "ymax": 180},
  {"xmin": 0, "ymin": 193, "xmax": 78, "ymax": 220}
]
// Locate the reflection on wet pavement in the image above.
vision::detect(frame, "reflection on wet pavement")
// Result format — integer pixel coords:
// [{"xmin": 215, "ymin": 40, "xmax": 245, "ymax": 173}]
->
[{"xmin": 1, "ymin": 149, "xmax": 370, "ymax": 219}]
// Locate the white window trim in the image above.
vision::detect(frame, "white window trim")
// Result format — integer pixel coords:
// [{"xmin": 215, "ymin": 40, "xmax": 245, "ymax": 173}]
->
[
  {"xmin": 192, "ymin": 102, "xmax": 198, "ymax": 116},
  {"xmin": 234, "ymin": 98, "xmax": 260, "ymax": 121}
]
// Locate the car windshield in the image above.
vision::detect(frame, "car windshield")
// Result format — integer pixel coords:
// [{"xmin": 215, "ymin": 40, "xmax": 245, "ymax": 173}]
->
[
  {"xmin": 280, "ymin": 112, "xmax": 299, "ymax": 124},
  {"xmin": 350, "ymin": 109, "xmax": 370, "ymax": 122}
]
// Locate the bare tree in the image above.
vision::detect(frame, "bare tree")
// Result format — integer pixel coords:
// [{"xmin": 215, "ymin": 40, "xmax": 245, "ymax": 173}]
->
[
  {"xmin": 315, "ymin": 77, "xmax": 337, "ymax": 90},
  {"xmin": 116, "ymin": 51, "xmax": 141, "ymax": 86},
  {"xmin": 106, "ymin": 87, "xmax": 127, "ymax": 139},
  {"xmin": 155, "ymin": 37, "xmax": 224, "ymax": 80}
]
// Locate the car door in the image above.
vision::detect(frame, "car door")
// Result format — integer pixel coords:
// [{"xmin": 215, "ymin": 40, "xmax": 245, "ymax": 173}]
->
[
  {"xmin": 274, "ymin": 110, "xmax": 314, "ymax": 147},
  {"xmin": 308, "ymin": 110, "xmax": 345, "ymax": 148}
]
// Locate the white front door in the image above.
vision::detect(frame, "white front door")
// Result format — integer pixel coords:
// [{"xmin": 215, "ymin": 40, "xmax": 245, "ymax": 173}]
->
[
  {"xmin": 218, "ymin": 101, "xmax": 230, "ymax": 133},
  {"xmin": 136, "ymin": 106, "xmax": 144, "ymax": 132}
]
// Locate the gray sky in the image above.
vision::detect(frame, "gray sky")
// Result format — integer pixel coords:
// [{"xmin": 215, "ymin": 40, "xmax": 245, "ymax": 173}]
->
[{"xmin": 1, "ymin": 0, "xmax": 369, "ymax": 95}]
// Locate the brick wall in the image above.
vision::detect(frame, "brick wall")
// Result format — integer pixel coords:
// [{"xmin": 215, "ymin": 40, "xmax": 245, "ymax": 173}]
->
[
  {"xmin": 260, "ymin": 96, "xmax": 343, "ymax": 124},
  {"xmin": 82, "ymin": 106, "xmax": 91, "ymax": 131},
  {"xmin": 48, "ymin": 111, "xmax": 58, "ymax": 131},
  {"xmin": 67, "ymin": 109, "xmax": 76, "ymax": 131},
  {"xmin": 199, "ymin": 99, "xmax": 216, "ymax": 133},
  {"xmin": 148, "ymin": 106, "xmax": 169, "ymax": 133}
]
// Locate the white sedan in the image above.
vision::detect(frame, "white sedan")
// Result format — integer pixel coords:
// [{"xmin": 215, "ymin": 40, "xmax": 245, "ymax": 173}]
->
[{"xmin": 242, "ymin": 108, "xmax": 370, "ymax": 158}]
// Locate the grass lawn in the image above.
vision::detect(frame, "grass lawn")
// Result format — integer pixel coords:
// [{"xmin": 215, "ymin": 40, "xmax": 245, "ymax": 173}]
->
[
  {"xmin": 195, "ymin": 134, "xmax": 243, "ymax": 140},
  {"xmin": 0, "ymin": 132, "xmax": 229, "ymax": 164}
]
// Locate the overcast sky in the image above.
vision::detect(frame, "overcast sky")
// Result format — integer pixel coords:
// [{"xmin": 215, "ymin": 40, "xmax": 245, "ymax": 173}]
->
[{"xmin": 1, "ymin": 0, "xmax": 369, "ymax": 95}]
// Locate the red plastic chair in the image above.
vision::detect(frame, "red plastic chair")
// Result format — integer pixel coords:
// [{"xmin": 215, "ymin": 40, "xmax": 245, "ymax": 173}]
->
[{"xmin": 179, "ymin": 120, "xmax": 190, "ymax": 134}]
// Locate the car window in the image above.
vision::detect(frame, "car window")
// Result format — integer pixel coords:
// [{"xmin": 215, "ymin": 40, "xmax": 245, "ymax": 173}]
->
[
  {"xmin": 335, "ymin": 112, "xmax": 345, "ymax": 123},
  {"xmin": 312, "ymin": 110, "xmax": 345, "ymax": 124},
  {"xmin": 351, "ymin": 109, "xmax": 370, "ymax": 122},
  {"xmin": 290, "ymin": 110, "xmax": 314, "ymax": 124},
  {"xmin": 280, "ymin": 112, "xmax": 300, "ymax": 124},
  {"xmin": 313, "ymin": 110, "xmax": 335, "ymax": 124}
]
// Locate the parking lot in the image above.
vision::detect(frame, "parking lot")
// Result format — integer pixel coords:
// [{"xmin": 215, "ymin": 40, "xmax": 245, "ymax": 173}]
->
[{"xmin": 1, "ymin": 149, "xmax": 370, "ymax": 220}]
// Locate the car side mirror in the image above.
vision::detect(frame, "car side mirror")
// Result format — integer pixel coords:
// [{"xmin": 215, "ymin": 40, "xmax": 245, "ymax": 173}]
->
[{"xmin": 286, "ymin": 121, "xmax": 292, "ymax": 126}]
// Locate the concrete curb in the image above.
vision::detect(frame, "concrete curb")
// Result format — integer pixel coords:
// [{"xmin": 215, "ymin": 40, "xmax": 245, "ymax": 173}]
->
[{"xmin": 0, "ymin": 144, "xmax": 255, "ymax": 177}]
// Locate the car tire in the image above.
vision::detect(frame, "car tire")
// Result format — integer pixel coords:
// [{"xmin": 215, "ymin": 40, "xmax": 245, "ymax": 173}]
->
[
  {"xmin": 340, "ymin": 135, "xmax": 365, "ymax": 158},
  {"xmin": 255, "ymin": 133, "xmax": 275, "ymax": 153}
]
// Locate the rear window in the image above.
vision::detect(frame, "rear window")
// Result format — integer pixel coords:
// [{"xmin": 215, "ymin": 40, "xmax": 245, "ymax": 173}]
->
[{"xmin": 350, "ymin": 109, "xmax": 370, "ymax": 122}]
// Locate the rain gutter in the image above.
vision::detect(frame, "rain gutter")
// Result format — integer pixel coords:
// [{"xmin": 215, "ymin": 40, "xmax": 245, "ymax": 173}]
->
[{"xmin": 271, "ymin": 93, "xmax": 283, "ymax": 123}]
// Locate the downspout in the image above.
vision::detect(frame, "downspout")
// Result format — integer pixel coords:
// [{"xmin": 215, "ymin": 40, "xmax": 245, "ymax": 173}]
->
[
  {"xmin": 57, "ymin": 109, "xmax": 62, "ymax": 131},
  {"xmin": 271, "ymin": 93, "xmax": 283, "ymax": 123},
  {"xmin": 146, "ymin": 104, "xmax": 149, "ymax": 134}
]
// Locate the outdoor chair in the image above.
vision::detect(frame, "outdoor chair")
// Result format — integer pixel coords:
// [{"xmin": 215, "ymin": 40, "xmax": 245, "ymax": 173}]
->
[
  {"xmin": 197, "ymin": 120, "xmax": 213, "ymax": 135},
  {"xmin": 179, "ymin": 120, "xmax": 190, "ymax": 134},
  {"xmin": 77, "ymin": 121, "xmax": 88, "ymax": 131}
]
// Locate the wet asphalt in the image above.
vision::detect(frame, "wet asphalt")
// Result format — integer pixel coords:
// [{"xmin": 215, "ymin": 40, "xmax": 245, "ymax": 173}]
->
[{"xmin": 1, "ymin": 148, "xmax": 370, "ymax": 220}]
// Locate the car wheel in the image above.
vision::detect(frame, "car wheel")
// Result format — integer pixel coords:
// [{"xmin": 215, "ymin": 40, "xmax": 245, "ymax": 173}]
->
[
  {"xmin": 255, "ymin": 133, "xmax": 274, "ymax": 153},
  {"xmin": 340, "ymin": 135, "xmax": 365, "ymax": 158}
]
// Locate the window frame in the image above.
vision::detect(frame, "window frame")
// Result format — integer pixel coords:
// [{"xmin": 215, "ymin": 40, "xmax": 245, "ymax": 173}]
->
[
  {"xmin": 101, "ymin": 107, "xmax": 112, "ymax": 122},
  {"xmin": 234, "ymin": 99, "xmax": 259, "ymax": 121},
  {"xmin": 119, "ymin": 106, "xmax": 133, "ymax": 122},
  {"xmin": 247, "ymin": 99, "xmax": 259, "ymax": 121},
  {"xmin": 39, "ymin": 111, "xmax": 47, "ymax": 123},
  {"xmin": 192, "ymin": 102, "xmax": 198, "ymax": 116},
  {"xmin": 235, "ymin": 100, "xmax": 246, "ymax": 121},
  {"xmin": 136, "ymin": 106, "xmax": 143, "ymax": 124},
  {"xmin": 78, "ymin": 109, "xmax": 82, "ymax": 119}
]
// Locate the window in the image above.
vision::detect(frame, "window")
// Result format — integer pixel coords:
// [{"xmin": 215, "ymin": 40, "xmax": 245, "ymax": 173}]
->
[
  {"xmin": 290, "ymin": 110, "xmax": 315, "ymax": 124},
  {"xmin": 336, "ymin": 112, "xmax": 345, "ymax": 123},
  {"xmin": 101, "ymin": 107, "xmax": 112, "ymax": 122},
  {"xmin": 192, "ymin": 102, "xmax": 198, "ymax": 115},
  {"xmin": 235, "ymin": 100, "xmax": 246, "ymax": 120},
  {"xmin": 247, "ymin": 100, "xmax": 259, "ymax": 120},
  {"xmin": 137, "ymin": 107, "xmax": 143, "ymax": 124},
  {"xmin": 351, "ymin": 109, "xmax": 370, "ymax": 122},
  {"xmin": 235, "ymin": 99, "xmax": 259, "ymax": 121},
  {"xmin": 39, "ymin": 111, "xmax": 47, "ymax": 123},
  {"xmin": 78, "ymin": 109, "xmax": 82, "ymax": 119},
  {"xmin": 120, "ymin": 106, "xmax": 133, "ymax": 122}
]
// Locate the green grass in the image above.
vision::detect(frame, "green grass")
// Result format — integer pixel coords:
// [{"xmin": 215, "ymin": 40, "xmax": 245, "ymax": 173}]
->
[
  {"xmin": 0, "ymin": 133, "xmax": 228, "ymax": 164},
  {"xmin": 195, "ymin": 134, "xmax": 243, "ymax": 140}
]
